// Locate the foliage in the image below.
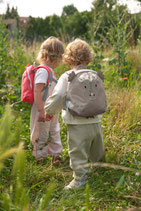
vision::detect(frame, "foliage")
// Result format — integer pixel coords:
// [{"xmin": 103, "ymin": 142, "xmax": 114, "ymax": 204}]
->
[
  {"xmin": 49, "ymin": 15, "xmax": 63, "ymax": 37},
  {"xmin": 90, "ymin": 2, "xmax": 140, "ymax": 87},
  {"xmin": 0, "ymin": 105, "xmax": 20, "ymax": 169},
  {"xmin": 103, "ymin": 87, "xmax": 141, "ymax": 163},
  {"xmin": 89, "ymin": 1, "xmax": 129, "ymax": 73},
  {"xmin": 0, "ymin": 19, "xmax": 10, "ymax": 89},
  {"xmin": 1, "ymin": 1, "xmax": 141, "ymax": 44},
  {"xmin": 0, "ymin": 98, "xmax": 141, "ymax": 210},
  {"xmin": 61, "ymin": 4, "xmax": 78, "ymax": 16},
  {"xmin": 24, "ymin": 16, "xmax": 45, "ymax": 41},
  {"xmin": 107, "ymin": 6, "xmax": 133, "ymax": 86},
  {"xmin": 4, "ymin": 4, "xmax": 19, "ymax": 19},
  {"xmin": 127, "ymin": 39, "xmax": 141, "ymax": 78},
  {"xmin": 24, "ymin": 15, "xmax": 63, "ymax": 41},
  {"xmin": 62, "ymin": 10, "xmax": 93, "ymax": 40},
  {"xmin": 0, "ymin": 20, "xmax": 28, "ymax": 116},
  {"xmin": 91, "ymin": 0, "xmax": 119, "ymax": 41},
  {"xmin": 0, "ymin": 5, "xmax": 141, "ymax": 209},
  {"xmin": 0, "ymin": 105, "xmax": 57, "ymax": 211},
  {"xmin": 24, "ymin": 8, "xmax": 93, "ymax": 42},
  {"xmin": 130, "ymin": 13, "xmax": 141, "ymax": 45},
  {"xmin": 88, "ymin": 11, "xmax": 104, "ymax": 71},
  {"xmin": 91, "ymin": 0, "xmax": 140, "ymax": 46}
]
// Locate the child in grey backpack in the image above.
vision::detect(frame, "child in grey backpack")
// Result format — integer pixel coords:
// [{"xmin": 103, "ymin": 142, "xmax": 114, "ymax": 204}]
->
[
  {"xmin": 30, "ymin": 37, "xmax": 64, "ymax": 164},
  {"xmin": 45, "ymin": 39, "xmax": 105, "ymax": 189}
]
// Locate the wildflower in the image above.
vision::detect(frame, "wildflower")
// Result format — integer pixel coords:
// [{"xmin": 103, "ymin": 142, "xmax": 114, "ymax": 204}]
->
[
  {"xmin": 136, "ymin": 172, "xmax": 140, "ymax": 176},
  {"xmin": 124, "ymin": 77, "xmax": 128, "ymax": 80}
]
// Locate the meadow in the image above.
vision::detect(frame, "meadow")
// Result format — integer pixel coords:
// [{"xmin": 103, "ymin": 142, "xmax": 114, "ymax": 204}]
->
[{"xmin": 0, "ymin": 25, "xmax": 141, "ymax": 210}]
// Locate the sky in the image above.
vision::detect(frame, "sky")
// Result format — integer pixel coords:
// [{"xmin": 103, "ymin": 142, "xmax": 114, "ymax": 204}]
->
[
  {"xmin": 0, "ymin": 0, "xmax": 94, "ymax": 18},
  {"xmin": 0, "ymin": 0, "xmax": 141, "ymax": 18},
  {"xmin": 119, "ymin": 0, "xmax": 141, "ymax": 13}
]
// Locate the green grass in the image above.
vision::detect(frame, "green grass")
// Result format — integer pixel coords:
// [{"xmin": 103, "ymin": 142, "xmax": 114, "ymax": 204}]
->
[
  {"xmin": 0, "ymin": 44, "xmax": 141, "ymax": 210},
  {"xmin": 1, "ymin": 91, "xmax": 140, "ymax": 210}
]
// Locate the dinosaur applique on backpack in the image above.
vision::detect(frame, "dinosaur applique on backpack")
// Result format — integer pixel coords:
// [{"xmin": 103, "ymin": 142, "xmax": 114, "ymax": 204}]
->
[
  {"xmin": 21, "ymin": 63, "xmax": 57, "ymax": 104},
  {"xmin": 66, "ymin": 69, "xmax": 107, "ymax": 117}
]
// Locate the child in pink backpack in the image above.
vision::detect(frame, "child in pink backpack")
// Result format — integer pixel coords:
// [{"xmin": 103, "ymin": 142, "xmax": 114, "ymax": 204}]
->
[{"xmin": 30, "ymin": 37, "xmax": 64, "ymax": 164}]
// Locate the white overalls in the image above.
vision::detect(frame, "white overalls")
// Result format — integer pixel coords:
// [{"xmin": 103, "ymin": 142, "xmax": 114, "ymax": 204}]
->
[{"xmin": 30, "ymin": 67, "xmax": 62, "ymax": 160}]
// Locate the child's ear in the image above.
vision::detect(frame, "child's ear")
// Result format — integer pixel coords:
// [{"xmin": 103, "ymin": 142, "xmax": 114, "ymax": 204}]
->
[
  {"xmin": 67, "ymin": 60, "xmax": 72, "ymax": 66},
  {"xmin": 85, "ymin": 62, "xmax": 89, "ymax": 66},
  {"xmin": 82, "ymin": 61, "xmax": 89, "ymax": 66}
]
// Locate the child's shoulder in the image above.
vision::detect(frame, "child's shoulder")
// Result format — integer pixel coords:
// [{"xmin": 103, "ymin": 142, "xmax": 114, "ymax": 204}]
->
[
  {"xmin": 60, "ymin": 69, "xmax": 72, "ymax": 77},
  {"xmin": 36, "ymin": 67, "xmax": 48, "ymax": 75},
  {"xmin": 65, "ymin": 69, "xmax": 73, "ymax": 74},
  {"xmin": 34, "ymin": 67, "xmax": 49, "ymax": 82}
]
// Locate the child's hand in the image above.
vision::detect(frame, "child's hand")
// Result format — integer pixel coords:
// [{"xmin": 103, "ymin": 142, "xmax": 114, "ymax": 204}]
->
[
  {"xmin": 38, "ymin": 110, "xmax": 46, "ymax": 122},
  {"xmin": 46, "ymin": 114, "xmax": 53, "ymax": 121}
]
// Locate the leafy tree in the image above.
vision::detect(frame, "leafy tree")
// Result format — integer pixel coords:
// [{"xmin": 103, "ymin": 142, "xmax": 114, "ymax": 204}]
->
[
  {"xmin": 4, "ymin": 4, "xmax": 19, "ymax": 19},
  {"xmin": 34, "ymin": 17, "xmax": 45, "ymax": 38},
  {"xmin": 61, "ymin": 10, "xmax": 93, "ymax": 40},
  {"xmin": 11, "ymin": 6, "xmax": 19, "ymax": 18},
  {"xmin": 62, "ymin": 4, "xmax": 78, "ymax": 16},
  {"xmin": 91, "ymin": 0, "xmax": 120, "ymax": 41},
  {"xmin": 49, "ymin": 14, "xmax": 63, "ymax": 37},
  {"xmin": 4, "ymin": 4, "xmax": 10, "ymax": 19},
  {"xmin": 25, "ymin": 15, "xmax": 63, "ymax": 40},
  {"xmin": 92, "ymin": 0, "xmax": 117, "ymax": 9},
  {"xmin": 24, "ymin": 16, "xmax": 39, "ymax": 40}
]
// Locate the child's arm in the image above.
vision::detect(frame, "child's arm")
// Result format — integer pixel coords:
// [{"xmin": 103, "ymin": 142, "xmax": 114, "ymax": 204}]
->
[
  {"xmin": 45, "ymin": 74, "xmax": 67, "ymax": 115},
  {"xmin": 34, "ymin": 83, "xmax": 46, "ymax": 122}
]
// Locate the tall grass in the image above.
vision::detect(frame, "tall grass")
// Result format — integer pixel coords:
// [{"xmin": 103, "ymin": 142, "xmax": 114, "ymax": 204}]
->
[
  {"xmin": 0, "ymin": 105, "xmax": 56, "ymax": 211},
  {"xmin": 103, "ymin": 86, "xmax": 141, "ymax": 164},
  {"xmin": 128, "ymin": 45, "xmax": 141, "ymax": 76},
  {"xmin": 0, "ymin": 32, "xmax": 141, "ymax": 210}
]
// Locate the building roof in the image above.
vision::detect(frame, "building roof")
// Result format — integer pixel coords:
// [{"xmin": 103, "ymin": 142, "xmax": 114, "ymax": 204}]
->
[{"xmin": 3, "ymin": 19, "xmax": 17, "ymax": 25}]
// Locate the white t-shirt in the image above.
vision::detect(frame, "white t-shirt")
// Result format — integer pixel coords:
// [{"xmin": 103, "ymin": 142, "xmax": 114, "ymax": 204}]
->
[{"xmin": 34, "ymin": 68, "xmax": 48, "ymax": 84}]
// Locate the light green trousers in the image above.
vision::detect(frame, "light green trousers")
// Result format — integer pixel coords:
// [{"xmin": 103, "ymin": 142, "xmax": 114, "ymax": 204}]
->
[{"xmin": 67, "ymin": 123, "xmax": 104, "ymax": 181}]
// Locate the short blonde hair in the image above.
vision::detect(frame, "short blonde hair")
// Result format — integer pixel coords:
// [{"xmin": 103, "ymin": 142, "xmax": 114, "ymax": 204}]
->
[
  {"xmin": 37, "ymin": 36, "xmax": 64, "ymax": 63},
  {"xmin": 63, "ymin": 39, "xmax": 93, "ymax": 66}
]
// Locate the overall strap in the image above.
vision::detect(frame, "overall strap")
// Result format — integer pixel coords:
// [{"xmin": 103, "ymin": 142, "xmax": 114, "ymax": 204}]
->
[{"xmin": 37, "ymin": 65, "xmax": 57, "ymax": 101}]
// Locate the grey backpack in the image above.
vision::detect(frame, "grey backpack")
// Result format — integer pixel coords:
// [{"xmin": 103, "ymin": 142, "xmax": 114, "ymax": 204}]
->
[{"xmin": 66, "ymin": 69, "xmax": 107, "ymax": 117}]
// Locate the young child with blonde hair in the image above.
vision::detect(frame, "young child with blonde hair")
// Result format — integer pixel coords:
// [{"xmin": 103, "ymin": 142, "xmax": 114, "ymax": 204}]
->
[
  {"xmin": 30, "ymin": 36, "xmax": 64, "ymax": 164},
  {"xmin": 45, "ymin": 39, "xmax": 105, "ymax": 189}
]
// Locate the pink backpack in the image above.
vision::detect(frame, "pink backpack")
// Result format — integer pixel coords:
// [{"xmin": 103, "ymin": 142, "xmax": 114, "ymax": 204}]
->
[{"xmin": 21, "ymin": 63, "xmax": 57, "ymax": 104}]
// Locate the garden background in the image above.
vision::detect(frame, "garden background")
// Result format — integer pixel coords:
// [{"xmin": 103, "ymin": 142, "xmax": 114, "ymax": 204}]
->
[{"xmin": 0, "ymin": 0, "xmax": 141, "ymax": 210}]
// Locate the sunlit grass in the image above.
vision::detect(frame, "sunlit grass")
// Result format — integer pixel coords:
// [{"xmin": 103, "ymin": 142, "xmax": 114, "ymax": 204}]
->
[{"xmin": 0, "ymin": 41, "xmax": 141, "ymax": 210}]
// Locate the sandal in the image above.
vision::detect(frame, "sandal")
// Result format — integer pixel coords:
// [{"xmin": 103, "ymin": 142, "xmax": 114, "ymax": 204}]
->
[
  {"xmin": 36, "ymin": 158, "xmax": 44, "ymax": 164},
  {"xmin": 52, "ymin": 156, "xmax": 62, "ymax": 165}
]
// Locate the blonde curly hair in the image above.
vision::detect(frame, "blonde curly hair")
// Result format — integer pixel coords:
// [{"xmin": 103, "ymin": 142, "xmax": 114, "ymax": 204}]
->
[
  {"xmin": 63, "ymin": 39, "xmax": 93, "ymax": 66},
  {"xmin": 37, "ymin": 36, "xmax": 64, "ymax": 64}
]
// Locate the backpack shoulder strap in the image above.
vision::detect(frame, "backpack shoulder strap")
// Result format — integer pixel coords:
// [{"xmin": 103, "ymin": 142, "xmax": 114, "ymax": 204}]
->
[
  {"xmin": 36, "ymin": 65, "xmax": 57, "ymax": 101},
  {"xmin": 37, "ymin": 65, "xmax": 57, "ymax": 84}
]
